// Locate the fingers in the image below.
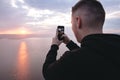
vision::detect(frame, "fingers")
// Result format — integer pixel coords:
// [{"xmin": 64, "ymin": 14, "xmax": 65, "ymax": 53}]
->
[
  {"xmin": 52, "ymin": 36, "xmax": 62, "ymax": 46},
  {"xmin": 62, "ymin": 34, "xmax": 71, "ymax": 44},
  {"xmin": 62, "ymin": 34, "xmax": 69, "ymax": 40},
  {"xmin": 56, "ymin": 29, "xmax": 58, "ymax": 36}
]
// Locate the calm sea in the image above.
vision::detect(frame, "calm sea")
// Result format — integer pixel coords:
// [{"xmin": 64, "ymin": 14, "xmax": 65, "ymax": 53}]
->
[{"xmin": 0, "ymin": 38, "xmax": 68, "ymax": 80}]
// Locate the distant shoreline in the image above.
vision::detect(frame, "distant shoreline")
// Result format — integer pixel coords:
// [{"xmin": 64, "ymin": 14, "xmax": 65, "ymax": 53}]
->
[{"xmin": 0, "ymin": 34, "xmax": 51, "ymax": 39}]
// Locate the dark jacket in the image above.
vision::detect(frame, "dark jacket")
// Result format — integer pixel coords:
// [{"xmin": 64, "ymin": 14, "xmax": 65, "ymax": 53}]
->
[{"xmin": 42, "ymin": 34, "xmax": 120, "ymax": 80}]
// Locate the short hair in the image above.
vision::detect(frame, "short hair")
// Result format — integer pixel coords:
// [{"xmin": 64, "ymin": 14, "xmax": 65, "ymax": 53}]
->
[{"xmin": 72, "ymin": 0, "xmax": 105, "ymax": 28}]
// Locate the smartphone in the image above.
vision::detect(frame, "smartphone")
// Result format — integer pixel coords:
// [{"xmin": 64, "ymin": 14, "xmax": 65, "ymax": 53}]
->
[{"xmin": 57, "ymin": 26, "xmax": 64, "ymax": 40}]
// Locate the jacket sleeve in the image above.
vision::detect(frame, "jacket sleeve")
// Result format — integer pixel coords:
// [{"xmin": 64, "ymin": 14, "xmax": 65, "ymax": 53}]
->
[
  {"xmin": 42, "ymin": 44, "xmax": 72, "ymax": 80},
  {"xmin": 42, "ymin": 44, "xmax": 58, "ymax": 80},
  {"xmin": 66, "ymin": 40, "xmax": 80, "ymax": 50},
  {"xmin": 42, "ymin": 41, "xmax": 79, "ymax": 80}
]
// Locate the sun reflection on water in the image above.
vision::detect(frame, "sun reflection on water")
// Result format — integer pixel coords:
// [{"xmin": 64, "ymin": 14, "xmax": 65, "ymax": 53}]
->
[{"xmin": 16, "ymin": 41, "xmax": 30, "ymax": 80}]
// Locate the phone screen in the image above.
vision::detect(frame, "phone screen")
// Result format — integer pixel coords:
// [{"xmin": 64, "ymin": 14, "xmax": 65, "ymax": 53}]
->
[{"xmin": 57, "ymin": 26, "xmax": 64, "ymax": 40}]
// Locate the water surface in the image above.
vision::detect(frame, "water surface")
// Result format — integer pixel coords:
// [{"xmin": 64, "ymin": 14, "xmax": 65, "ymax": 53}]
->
[{"xmin": 0, "ymin": 38, "xmax": 68, "ymax": 80}]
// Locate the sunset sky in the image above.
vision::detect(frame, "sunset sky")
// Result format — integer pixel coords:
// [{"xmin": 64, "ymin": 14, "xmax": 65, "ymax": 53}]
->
[{"xmin": 0, "ymin": 0, "xmax": 120, "ymax": 36}]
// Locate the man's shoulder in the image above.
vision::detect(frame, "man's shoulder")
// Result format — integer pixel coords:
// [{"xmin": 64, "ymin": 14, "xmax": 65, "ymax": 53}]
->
[
  {"xmin": 67, "ymin": 47, "xmax": 92, "ymax": 55},
  {"xmin": 62, "ymin": 47, "xmax": 91, "ymax": 58},
  {"xmin": 60, "ymin": 48, "xmax": 103, "ymax": 69},
  {"xmin": 62, "ymin": 46, "xmax": 104, "ymax": 61}
]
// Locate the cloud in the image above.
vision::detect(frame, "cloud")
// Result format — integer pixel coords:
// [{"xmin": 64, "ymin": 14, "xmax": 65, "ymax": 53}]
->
[
  {"xmin": 26, "ymin": 11, "xmax": 71, "ymax": 27},
  {"xmin": 99, "ymin": 0, "xmax": 120, "ymax": 34},
  {"xmin": 0, "ymin": 0, "xmax": 66, "ymax": 35},
  {"xmin": 0, "ymin": 0, "xmax": 120, "ymax": 36},
  {"xmin": 104, "ymin": 28, "xmax": 120, "ymax": 34},
  {"xmin": 101, "ymin": 0, "xmax": 120, "ymax": 19},
  {"xmin": 26, "ymin": 8, "xmax": 54, "ymax": 19},
  {"xmin": 101, "ymin": 0, "xmax": 120, "ymax": 9},
  {"xmin": 24, "ymin": 0, "xmax": 76, "ymax": 12},
  {"xmin": 103, "ymin": 18, "xmax": 120, "ymax": 34},
  {"xmin": 7, "ymin": 0, "xmax": 72, "ymax": 34},
  {"xmin": 0, "ymin": 0, "xmax": 27, "ymax": 31},
  {"xmin": 106, "ymin": 11, "xmax": 120, "ymax": 19}
]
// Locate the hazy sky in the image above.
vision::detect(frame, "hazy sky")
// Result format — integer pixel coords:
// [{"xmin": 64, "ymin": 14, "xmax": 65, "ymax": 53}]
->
[{"xmin": 0, "ymin": 0, "xmax": 120, "ymax": 35}]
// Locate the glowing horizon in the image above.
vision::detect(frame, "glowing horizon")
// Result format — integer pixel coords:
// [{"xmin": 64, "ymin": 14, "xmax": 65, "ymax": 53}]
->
[{"xmin": 0, "ymin": 28, "xmax": 32, "ymax": 35}]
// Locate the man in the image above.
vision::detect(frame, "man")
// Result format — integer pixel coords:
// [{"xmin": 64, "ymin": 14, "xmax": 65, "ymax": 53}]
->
[{"xmin": 42, "ymin": 0, "xmax": 120, "ymax": 80}]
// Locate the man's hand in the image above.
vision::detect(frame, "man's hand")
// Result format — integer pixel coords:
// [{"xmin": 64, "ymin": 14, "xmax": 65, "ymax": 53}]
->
[
  {"xmin": 52, "ymin": 35, "xmax": 62, "ymax": 46},
  {"xmin": 52, "ymin": 29, "xmax": 71, "ymax": 46},
  {"xmin": 52, "ymin": 29, "xmax": 63, "ymax": 46},
  {"xmin": 62, "ymin": 34, "xmax": 71, "ymax": 44}
]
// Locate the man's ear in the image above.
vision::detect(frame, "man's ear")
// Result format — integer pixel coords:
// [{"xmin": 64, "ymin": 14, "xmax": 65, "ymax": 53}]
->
[{"xmin": 76, "ymin": 16, "xmax": 81, "ymax": 29}]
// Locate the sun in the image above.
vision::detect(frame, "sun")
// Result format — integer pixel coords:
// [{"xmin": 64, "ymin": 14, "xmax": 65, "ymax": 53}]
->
[
  {"xmin": 20, "ymin": 30, "xmax": 28, "ymax": 34},
  {"xmin": 16, "ymin": 27, "xmax": 31, "ymax": 35}
]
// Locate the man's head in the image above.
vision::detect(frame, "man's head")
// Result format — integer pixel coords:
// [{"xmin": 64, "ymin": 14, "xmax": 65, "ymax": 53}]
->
[{"xmin": 71, "ymin": 0, "xmax": 105, "ymax": 42}]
